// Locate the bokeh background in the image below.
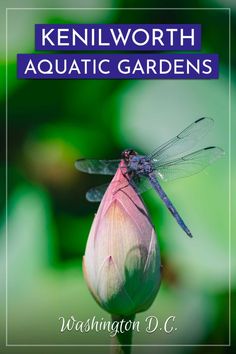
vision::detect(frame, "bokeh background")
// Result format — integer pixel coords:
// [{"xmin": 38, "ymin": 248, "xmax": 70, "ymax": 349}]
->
[{"xmin": 1, "ymin": 1, "xmax": 236, "ymax": 353}]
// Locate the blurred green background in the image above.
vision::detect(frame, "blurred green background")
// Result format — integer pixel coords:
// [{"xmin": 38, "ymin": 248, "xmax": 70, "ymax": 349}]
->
[{"xmin": 1, "ymin": 1, "xmax": 235, "ymax": 353}]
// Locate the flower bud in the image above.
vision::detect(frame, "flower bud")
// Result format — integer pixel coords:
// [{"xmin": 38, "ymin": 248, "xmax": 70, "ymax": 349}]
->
[{"xmin": 83, "ymin": 162, "xmax": 161, "ymax": 316}]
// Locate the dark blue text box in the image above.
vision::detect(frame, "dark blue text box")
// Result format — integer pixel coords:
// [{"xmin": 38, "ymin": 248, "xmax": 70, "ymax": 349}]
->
[
  {"xmin": 17, "ymin": 54, "xmax": 218, "ymax": 79},
  {"xmin": 35, "ymin": 24, "xmax": 201, "ymax": 51}
]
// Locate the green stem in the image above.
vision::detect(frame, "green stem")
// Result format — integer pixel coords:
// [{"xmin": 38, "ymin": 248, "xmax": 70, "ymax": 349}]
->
[{"xmin": 110, "ymin": 314, "xmax": 135, "ymax": 354}]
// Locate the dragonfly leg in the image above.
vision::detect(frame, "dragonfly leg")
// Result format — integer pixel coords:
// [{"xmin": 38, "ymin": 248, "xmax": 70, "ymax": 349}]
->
[{"xmin": 113, "ymin": 182, "xmax": 130, "ymax": 196}]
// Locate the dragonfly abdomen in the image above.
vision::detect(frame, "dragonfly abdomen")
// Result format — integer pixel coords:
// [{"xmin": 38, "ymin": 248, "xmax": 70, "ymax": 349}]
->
[{"xmin": 148, "ymin": 172, "xmax": 193, "ymax": 238}]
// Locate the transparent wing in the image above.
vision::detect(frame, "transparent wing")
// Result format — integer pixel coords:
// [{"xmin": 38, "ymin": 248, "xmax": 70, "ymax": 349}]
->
[
  {"xmin": 86, "ymin": 183, "xmax": 110, "ymax": 202},
  {"xmin": 86, "ymin": 177, "xmax": 152, "ymax": 202},
  {"xmin": 86, "ymin": 145, "xmax": 224, "ymax": 202},
  {"xmin": 155, "ymin": 146, "xmax": 224, "ymax": 182},
  {"xmin": 130, "ymin": 175, "xmax": 153, "ymax": 195},
  {"xmin": 86, "ymin": 147, "xmax": 224, "ymax": 201},
  {"xmin": 149, "ymin": 117, "xmax": 214, "ymax": 164},
  {"xmin": 75, "ymin": 159, "xmax": 121, "ymax": 175}
]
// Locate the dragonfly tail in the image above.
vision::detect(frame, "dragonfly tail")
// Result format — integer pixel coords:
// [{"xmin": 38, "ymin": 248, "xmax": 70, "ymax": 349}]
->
[{"xmin": 148, "ymin": 173, "xmax": 193, "ymax": 238}]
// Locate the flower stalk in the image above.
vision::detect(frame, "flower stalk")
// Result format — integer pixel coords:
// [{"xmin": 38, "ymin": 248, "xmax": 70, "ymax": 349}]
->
[{"xmin": 111, "ymin": 314, "xmax": 135, "ymax": 354}]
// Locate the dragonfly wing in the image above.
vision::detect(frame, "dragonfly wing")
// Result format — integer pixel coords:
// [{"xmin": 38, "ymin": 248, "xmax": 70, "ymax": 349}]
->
[
  {"xmin": 155, "ymin": 146, "xmax": 224, "ymax": 182},
  {"xmin": 86, "ymin": 183, "xmax": 110, "ymax": 202},
  {"xmin": 86, "ymin": 179, "xmax": 132, "ymax": 202},
  {"xmin": 130, "ymin": 176, "xmax": 153, "ymax": 195},
  {"xmin": 75, "ymin": 159, "xmax": 121, "ymax": 175},
  {"xmin": 86, "ymin": 176, "xmax": 152, "ymax": 202},
  {"xmin": 149, "ymin": 117, "xmax": 214, "ymax": 164}
]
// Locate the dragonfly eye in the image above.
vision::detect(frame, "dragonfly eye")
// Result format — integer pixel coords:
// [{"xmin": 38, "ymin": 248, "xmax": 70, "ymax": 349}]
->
[{"xmin": 121, "ymin": 149, "xmax": 136, "ymax": 161}]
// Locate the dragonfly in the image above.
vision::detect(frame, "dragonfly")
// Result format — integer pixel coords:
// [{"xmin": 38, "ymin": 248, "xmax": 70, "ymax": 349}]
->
[{"xmin": 75, "ymin": 117, "xmax": 224, "ymax": 238}]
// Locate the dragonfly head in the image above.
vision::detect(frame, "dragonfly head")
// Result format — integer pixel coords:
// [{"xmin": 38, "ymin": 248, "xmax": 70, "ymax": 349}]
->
[{"xmin": 121, "ymin": 149, "xmax": 137, "ymax": 163}]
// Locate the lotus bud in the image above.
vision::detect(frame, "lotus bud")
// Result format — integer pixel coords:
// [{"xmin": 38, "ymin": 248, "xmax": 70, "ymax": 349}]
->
[{"xmin": 83, "ymin": 161, "xmax": 161, "ymax": 316}]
